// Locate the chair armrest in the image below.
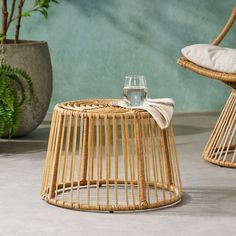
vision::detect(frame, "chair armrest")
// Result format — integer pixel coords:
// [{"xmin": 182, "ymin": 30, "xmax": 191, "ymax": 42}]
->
[{"xmin": 212, "ymin": 6, "xmax": 236, "ymax": 45}]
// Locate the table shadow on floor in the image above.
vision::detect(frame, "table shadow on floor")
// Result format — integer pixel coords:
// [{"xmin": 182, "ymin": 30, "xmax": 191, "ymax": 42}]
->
[{"xmin": 140, "ymin": 186, "xmax": 236, "ymax": 217}]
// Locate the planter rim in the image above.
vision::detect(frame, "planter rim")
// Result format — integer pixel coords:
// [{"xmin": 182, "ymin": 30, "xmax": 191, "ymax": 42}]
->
[{"xmin": 2, "ymin": 39, "xmax": 48, "ymax": 46}]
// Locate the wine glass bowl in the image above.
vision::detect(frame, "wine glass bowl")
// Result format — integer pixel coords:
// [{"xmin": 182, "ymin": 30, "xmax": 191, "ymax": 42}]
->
[{"xmin": 123, "ymin": 75, "xmax": 147, "ymax": 107}]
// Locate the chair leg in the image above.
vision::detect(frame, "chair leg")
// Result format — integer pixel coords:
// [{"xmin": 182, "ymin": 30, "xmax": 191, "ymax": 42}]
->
[{"xmin": 203, "ymin": 89, "xmax": 236, "ymax": 168}]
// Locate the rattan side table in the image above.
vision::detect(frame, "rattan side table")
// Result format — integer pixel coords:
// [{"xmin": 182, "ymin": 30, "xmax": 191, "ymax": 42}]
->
[{"xmin": 41, "ymin": 99, "xmax": 182, "ymax": 212}]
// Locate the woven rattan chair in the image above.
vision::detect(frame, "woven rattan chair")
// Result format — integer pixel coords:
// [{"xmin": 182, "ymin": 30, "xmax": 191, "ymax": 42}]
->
[{"xmin": 177, "ymin": 6, "xmax": 236, "ymax": 168}]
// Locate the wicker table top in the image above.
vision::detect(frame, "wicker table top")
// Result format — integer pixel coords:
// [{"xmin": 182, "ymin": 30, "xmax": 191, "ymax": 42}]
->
[{"xmin": 54, "ymin": 99, "xmax": 151, "ymax": 118}]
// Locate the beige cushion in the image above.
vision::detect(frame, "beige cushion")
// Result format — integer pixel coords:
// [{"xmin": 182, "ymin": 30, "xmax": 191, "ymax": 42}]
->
[{"xmin": 181, "ymin": 44, "xmax": 236, "ymax": 74}]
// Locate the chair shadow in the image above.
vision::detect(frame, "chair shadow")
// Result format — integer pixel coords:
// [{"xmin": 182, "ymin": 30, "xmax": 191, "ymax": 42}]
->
[
  {"xmin": 66, "ymin": 0, "xmax": 153, "ymax": 48},
  {"xmin": 173, "ymin": 125, "xmax": 211, "ymax": 136},
  {"xmin": 66, "ymin": 0, "xmax": 234, "ymax": 58}
]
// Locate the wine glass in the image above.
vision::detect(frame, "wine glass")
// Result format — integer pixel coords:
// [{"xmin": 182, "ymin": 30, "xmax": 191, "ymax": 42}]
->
[{"xmin": 123, "ymin": 75, "xmax": 147, "ymax": 107}]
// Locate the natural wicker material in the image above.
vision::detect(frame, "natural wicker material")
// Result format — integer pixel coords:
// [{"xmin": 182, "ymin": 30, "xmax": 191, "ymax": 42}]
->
[
  {"xmin": 203, "ymin": 90, "xmax": 236, "ymax": 168},
  {"xmin": 177, "ymin": 57, "xmax": 236, "ymax": 86},
  {"xmin": 177, "ymin": 6, "xmax": 236, "ymax": 86},
  {"xmin": 177, "ymin": 6, "xmax": 236, "ymax": 168},
  {"xmin": 41, "ymin": 99, "xmax": 183, "ymax": 212}
]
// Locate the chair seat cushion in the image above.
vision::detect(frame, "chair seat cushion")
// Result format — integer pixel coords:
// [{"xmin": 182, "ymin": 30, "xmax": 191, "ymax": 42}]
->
[{"xmin": 181, "ymin": 44, "xmax": 236, "ymax": 74}]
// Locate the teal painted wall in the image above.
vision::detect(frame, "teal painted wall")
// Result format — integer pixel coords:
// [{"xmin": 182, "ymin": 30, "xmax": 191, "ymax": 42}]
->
[{"xmin": 8, "ymin": 0, "xmax": 236, "ymax": 112}]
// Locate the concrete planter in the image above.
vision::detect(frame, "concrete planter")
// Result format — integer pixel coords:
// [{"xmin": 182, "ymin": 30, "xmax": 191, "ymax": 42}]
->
[{"xmin": 3, "ymin": 40, "xmax": 52, "ymax": 136}]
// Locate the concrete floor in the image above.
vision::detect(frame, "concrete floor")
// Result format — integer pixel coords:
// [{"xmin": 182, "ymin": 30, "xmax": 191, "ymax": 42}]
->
[{"xmin": 0, "ymin": 113, "xmax": 236, "ymax": 236}]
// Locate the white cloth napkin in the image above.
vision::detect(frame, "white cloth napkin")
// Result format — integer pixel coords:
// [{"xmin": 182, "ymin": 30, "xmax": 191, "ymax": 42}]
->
[{"xmin": 112, "ymin": 98, "xmax": 174, "ymax": 129}]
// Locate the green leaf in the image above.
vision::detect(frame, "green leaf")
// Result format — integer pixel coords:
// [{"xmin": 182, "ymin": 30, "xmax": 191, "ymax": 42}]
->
[
  {"xmin": 22, "ymin": 11, "xmax": 31, "ymax": 17},
  {"xmin": 0, "ymin": 33, "xmax": 6, "ymax": 41},
  {"xmin": 0, "ymin": 64, "xmax": 34, "ymax": 138},
  {"xmin": 39, "ymin": 8, "xmax": 48, "ymax": 19}
]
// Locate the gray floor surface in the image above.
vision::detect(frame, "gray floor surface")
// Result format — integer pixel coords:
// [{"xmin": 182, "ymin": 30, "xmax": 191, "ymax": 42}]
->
[{"xmin": 0, "ymin": 113, "xmax": 236, "ymax": 236}]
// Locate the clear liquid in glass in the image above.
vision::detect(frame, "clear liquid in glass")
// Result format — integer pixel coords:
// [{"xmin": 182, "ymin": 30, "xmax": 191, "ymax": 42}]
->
[{"xmin": 123, "ymin": 86, "xmax": 147, "ymax": 107}]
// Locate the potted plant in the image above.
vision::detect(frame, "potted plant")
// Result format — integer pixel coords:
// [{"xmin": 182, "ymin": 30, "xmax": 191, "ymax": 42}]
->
[
  {"xmin": 0, "ymin": 0, "xmax": 58, "ymax": 137},
  {"xmin": 0, "ymin": 64, "xmax": 33, "ymax": 137}
]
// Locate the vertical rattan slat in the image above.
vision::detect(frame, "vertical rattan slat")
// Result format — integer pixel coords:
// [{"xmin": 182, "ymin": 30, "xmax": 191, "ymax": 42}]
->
[
  {"xmin": 41, "ymin": 99, "xmax": 182, "ymax": 212},
  {"xmin": 203, "ymin": 90, "xmax": 236, "ymax": 167}
]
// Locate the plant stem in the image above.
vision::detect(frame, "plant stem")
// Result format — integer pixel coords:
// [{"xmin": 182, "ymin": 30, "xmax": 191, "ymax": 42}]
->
[
  {"xmin": 7, "ymin": 0, "xmax": 17, "ymax": 30},
  {"xmin": 15, "ymin": 0, "xmax": 24, "ymax": 44},
  {"xmin": 11, "ymin": 5, "xmax": 42, "ymax": 23},
  {"xmin": 1, "ymin": 0, "xmax": 8, "ymax": 43}
]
